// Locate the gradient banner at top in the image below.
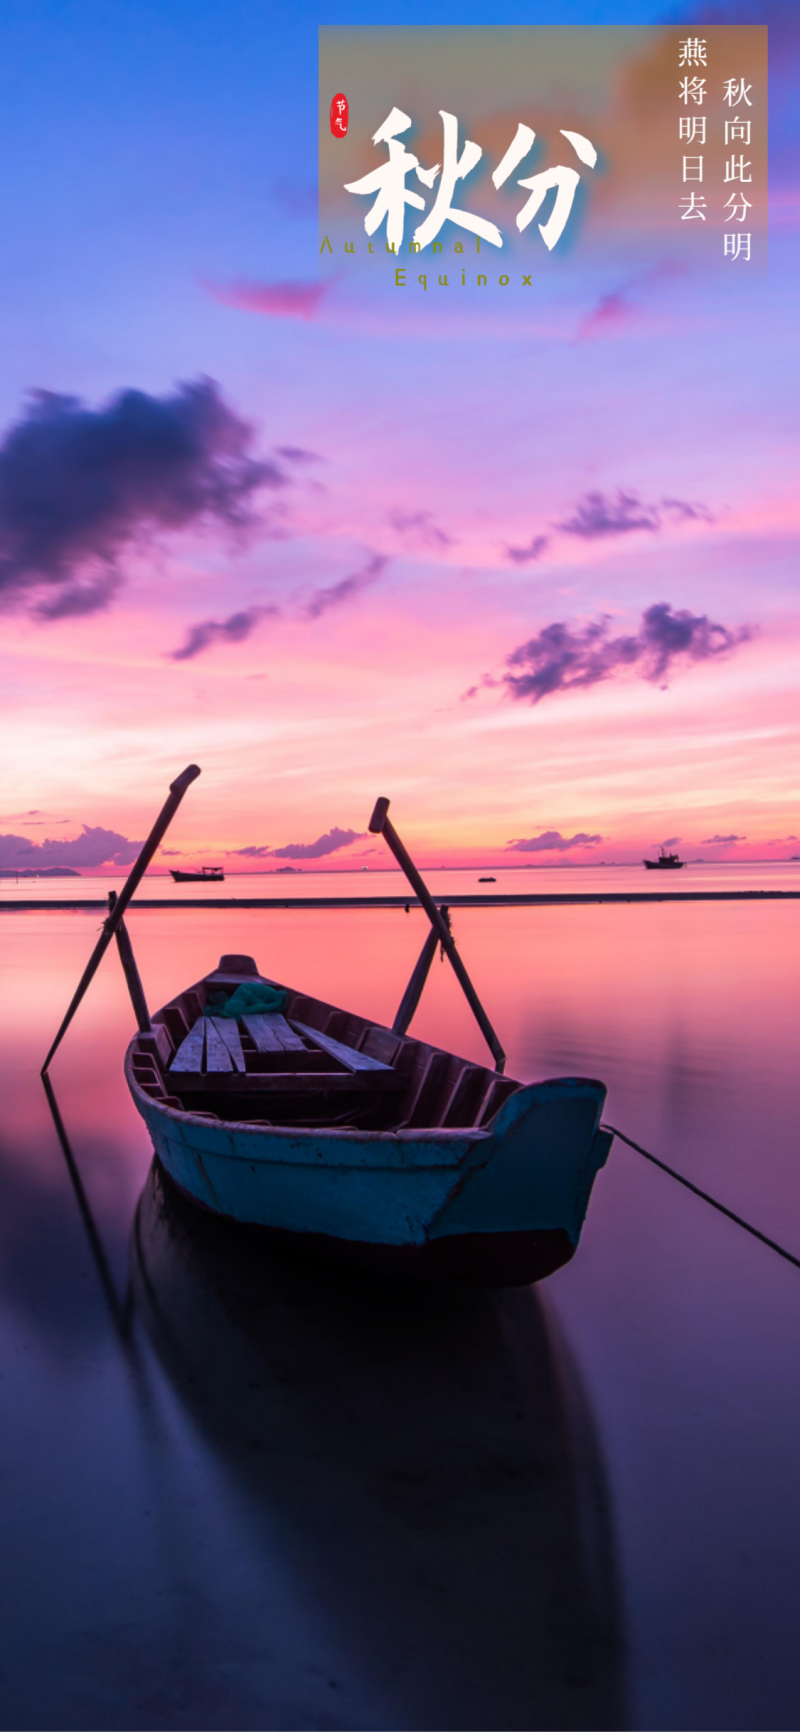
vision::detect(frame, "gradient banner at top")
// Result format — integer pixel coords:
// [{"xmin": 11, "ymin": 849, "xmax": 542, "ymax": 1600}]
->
[{"xmin": 319, "ymin": 26, "xmax": 768, "ymax": 292}]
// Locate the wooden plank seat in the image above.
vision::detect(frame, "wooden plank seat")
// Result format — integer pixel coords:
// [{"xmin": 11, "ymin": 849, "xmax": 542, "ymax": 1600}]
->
[
  {"xmin": 290, "ymin": 1020, "xmax": 393, "ymax": 1072},
  {"xmin": 167, "ymin": 1069, "xmax": 404, "ymax": 1096},
  {"xmin": 205, "ymin": 1019, "xmax": 235, "ymax": 1073},
  {"xmin": 208, "ymin": 1016, "xmax": 245, "ymax": 1071},
  {"xmin": 167, "ymin": 1012, "xmax": 403, "ymax": 1100},
  {"xmin": 242, "ymin": 1012, "xmax": 306, "ymax": 1054},
  {"xmin": 171, "ymin": 1013, "xmax": 299, "ymax": 1074},
  {"xmin": 170, "ymin": 1016, "xmax": 206, "ymax": 1072}
]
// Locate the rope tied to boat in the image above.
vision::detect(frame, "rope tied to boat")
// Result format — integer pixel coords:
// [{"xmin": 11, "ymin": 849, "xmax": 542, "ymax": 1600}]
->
[{"xmin": 605, "ymin": 1125, "xmax": 800, "ymax": 1273}]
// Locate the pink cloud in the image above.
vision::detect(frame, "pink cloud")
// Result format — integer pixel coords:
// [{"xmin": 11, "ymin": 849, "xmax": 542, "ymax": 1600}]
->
[
  {"xmin": 575, "ymin": 290, "xmax": 633, "ymax": 342},
  {"xmin": 575, "ymin": 262, "xmax": 686, "ymax": 343},
  {"xmin": 205, "ymin": 278, "xmax": 336, "ymax": 320}
]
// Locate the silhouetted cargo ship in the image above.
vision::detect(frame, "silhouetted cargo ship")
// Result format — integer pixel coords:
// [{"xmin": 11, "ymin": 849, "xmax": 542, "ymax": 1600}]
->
[
  {"xmin": 170, "ymin": 866, "xmax": 224, "ymax": 883},
  {"xmin": 643, "ymin": 849, "xmax": 684, "ymax": 870}
]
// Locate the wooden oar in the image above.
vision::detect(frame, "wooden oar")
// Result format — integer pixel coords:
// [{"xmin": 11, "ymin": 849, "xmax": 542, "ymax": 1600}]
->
[
  {"xmin": 41, "ymin": 764, "xmax": 200, "ymax": 1073},
  {"xmin": 369, "ymin": 798, "xmax": 506, "ymax": 1072}
]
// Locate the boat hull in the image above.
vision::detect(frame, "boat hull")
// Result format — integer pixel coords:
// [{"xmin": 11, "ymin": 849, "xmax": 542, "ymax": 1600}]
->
[
  {"xmin": 155, "ymin": 1162, "xmax": 577, "ymax": 1285},
  {"xmin": 131, "ymin": 1076, "xmax": 612, "ymax": 1287}
]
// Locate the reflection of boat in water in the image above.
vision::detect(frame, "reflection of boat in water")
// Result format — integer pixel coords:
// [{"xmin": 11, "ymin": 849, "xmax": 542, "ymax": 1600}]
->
[
  {"xmin": 169, "ymin": 865, "xmax": 224, "ymax": 882},
  {"xmin": 127, "ymin": 953, "xmax": 613, "ymax": 1287},
  {"xmin": 131, "ymin": 1159, "xmax": 626, "ymax": 1729},
  {"xmin": 643, "ymin": 850, "xmax": 684, "ymax": 870}
]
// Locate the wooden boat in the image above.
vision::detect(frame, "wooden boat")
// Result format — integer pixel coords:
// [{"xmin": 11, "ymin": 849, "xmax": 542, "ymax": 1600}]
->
[
  {"xmin": 126, "ymin": 951, "xmax": 613, "ymax": 1287},
  {"xmin": 643, "ymin": 849, "xmax": 684, "ymax": 870},
  {"xmin": 170, "ymin": 865, "xmax": 224, "ymax": 882},
  {"xmin": 42, "ymin": 767, "xmax": 613, "ymax": 1289}
]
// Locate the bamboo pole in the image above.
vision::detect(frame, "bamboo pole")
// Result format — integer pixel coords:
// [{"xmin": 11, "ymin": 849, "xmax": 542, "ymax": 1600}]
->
[
  {"xmin": 107, "ymin": 891, "xmax": 151, "ymax": 1033},
  {"xmin": 369, "ymin": 799, "xmax": 505, "ymax": 1071},
  {"xmin": 41, "ymin": 764, "xmax": 200, "ymax": 1073},
  {"xmin": 392, "ymin": 923, "xmax": 440, "ymax": 1036}
]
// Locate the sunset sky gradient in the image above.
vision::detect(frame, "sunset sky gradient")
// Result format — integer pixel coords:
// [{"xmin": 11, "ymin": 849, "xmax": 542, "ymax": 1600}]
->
[{"xmin": 0, "ymin": 0, "xmax": 795, "ymax": 870}]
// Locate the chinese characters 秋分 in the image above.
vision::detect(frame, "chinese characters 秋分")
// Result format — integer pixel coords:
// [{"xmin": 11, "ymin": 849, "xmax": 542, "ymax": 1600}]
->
[{"xmin": 343, "ymin": 107, "xmax": 597, "ymax": 252}]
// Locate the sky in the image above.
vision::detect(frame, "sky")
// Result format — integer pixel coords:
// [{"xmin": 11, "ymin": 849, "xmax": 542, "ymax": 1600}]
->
[{"xmin": 0, "ymin": 0, "xmax": 796, "ymax": 871}]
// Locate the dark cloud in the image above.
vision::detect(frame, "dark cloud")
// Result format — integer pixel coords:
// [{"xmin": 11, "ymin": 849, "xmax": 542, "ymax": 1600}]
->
[
  {"xmin": 37, "ymin": 571, "xmax": 123, "ymax": 619},
  {"xmin": 638, "ymin": 603, "xmax": 750, "ymax": 681},
  {"xmin": 662, "ymin": 836, "xmax": 681, "ymax": 847},
  {"xmin": 277, "ymin": 446, "xmax": 323, "ymax": 464},
  {"xmin": 558, "ymin": 490, "xmax": 661, "ymax": 538},
  {"xmin": 169, "ymin": 604, "xmax": 279, "ymax": 662},
  {"xmin": 207, "ymin": 278, "xmax": 335, "ymax": 320},
  {"xmin": 228, "ymin": 829, "xmax": 364, "ymax": 861},
  {"xmin": 701, "ymin": 833, "xmax": 746, "ymax": 844},
  {"xmin": 0, "ymin": 825, "xmax": 143, "ymax": 868},
  {"xmin": 160, "ymin": 849, "xmax": 183, "ymax": 856},
  {"xmin": 506, "ymin": 831, "xmax": 603, "ymax": 853},
  {"xmin": 503, "ymin": 488, "xmax": 710, "ymax": 571},
  {"xmin": 0, "ymin": 811, "xmax": 71, "ymax": 825},
  {"xmin": 503, "ymin": 603, "xmax": 753, "ymax": 703},
  {"xmin": 557, "ymin": 488, "xmax": 713, "ymax": 539},
  {"xmin": 305, "ymin": 554, "xmax": 387, "ymax": 620},
  {"xmin": 505, "ymin": 535, "xmax": 550, "ymax": 566},
  {"xmin": 389, "ymin": 511, "xmax": 454, "ymax": 549},
  {"xmin": 0, "ymin": 378, "xmax": 277, "ymax": 617},
  {"xmin": 460, "ymin": 673, "xmax": 500, "ymax": 701},
  {"xmin": 271, "ymin": 827, "xmax": 365, "ymax": 861},
  {"xmin": 661, "ymin": 497, "xmax": 714, "ymax": 524}
]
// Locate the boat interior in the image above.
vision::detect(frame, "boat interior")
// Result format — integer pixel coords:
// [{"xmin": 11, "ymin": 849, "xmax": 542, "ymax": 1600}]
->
[{"xmin": 128, "ymin": 953, "xmax": 522, "ymax": 1133}]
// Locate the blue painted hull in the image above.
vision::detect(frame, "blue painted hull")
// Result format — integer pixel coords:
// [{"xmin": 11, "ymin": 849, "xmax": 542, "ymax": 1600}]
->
[{"xmin": 128, "ymin": 1061, "xmax": 612, "ymax": 1285}]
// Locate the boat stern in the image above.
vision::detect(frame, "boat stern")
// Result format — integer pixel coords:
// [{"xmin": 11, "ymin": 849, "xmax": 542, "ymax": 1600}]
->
[{"xmin": 427, "ymin": 1077, "xmax": 612, "ymax": 1254}]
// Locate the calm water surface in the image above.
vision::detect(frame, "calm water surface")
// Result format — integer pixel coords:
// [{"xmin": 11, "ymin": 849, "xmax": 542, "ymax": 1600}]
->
[
  {"xmin": 3, "ymin": 859, "xmax": 800, "ymax": 898},
  {"xmin": 1, "ymin": 897, "xmax": 798, "ymax": 1728}
]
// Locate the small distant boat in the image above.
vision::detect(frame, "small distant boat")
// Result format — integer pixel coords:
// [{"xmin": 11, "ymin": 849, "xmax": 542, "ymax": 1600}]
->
[
  {"xmin": 643, "ymin": 849, "xmax": 684, "ymax": 871},
  {"xmin": 479, "ymin": 876, "xmax": 496, "ymax": 883},
  {"xmin": 170, "ymin": 866, "xmax": 224, "ymax": 883}
]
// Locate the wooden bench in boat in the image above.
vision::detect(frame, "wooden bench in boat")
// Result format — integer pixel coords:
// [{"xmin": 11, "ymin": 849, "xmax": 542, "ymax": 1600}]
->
[
  {"xmin": 135, "ymin": 964, "xmax": 522, "ymax": 1128},
  {"xmin": 290, "ymin": 1020, "xmax": 394, "ymax": 1073},
  {"xmin": 166, "ymin": 1011, "xmax": 403, "ymax": 1097}
]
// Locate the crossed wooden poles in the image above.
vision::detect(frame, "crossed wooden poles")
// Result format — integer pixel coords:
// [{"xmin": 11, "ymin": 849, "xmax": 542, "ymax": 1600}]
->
[
  {"xmin": 41, "ymin": 765, "xmax": 200, "ymax": 1073},
  {"xmin": 369, "ymin": 797, "xmax": 505, "ymax": 1072},
  {"xmin": 41, "ymin": 769, "xmax": 505, "ymax": 1075}
]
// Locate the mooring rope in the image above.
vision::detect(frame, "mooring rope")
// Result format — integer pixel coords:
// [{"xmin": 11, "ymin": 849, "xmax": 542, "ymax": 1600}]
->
[{"xmin": 604, "ymin": 1125, "xmax": 800, "ymax": 1273}]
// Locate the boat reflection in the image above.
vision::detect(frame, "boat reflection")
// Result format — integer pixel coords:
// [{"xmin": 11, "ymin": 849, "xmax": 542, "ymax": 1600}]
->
[{"xmin": 132, "ymin": 1159, "xmax": 627, "ymax": 1730}]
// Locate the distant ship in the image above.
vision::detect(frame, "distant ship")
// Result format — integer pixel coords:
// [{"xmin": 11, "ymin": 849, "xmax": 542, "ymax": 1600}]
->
[
  {"xmin": 642, "ymin": 849, "xmax": 684, "ymax": 871},
  {"xmin": 479, "ymin": 876, "xmax": 496, "ymax": 883},
  {"xmin": 170, "ymin": 866, "xmax": 224, "ymax": 883}
]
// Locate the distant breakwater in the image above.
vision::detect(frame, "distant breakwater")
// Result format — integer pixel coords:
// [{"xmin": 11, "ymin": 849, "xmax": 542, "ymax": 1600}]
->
[{"xmin": 2, "ymin": 892, "xmax": 800, "ymax": 913}]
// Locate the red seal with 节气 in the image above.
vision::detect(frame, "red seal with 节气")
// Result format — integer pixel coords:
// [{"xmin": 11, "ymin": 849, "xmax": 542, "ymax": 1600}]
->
[{"xmin": 330, "ymin": 94, "xmax": 348, "ymax": 138}]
